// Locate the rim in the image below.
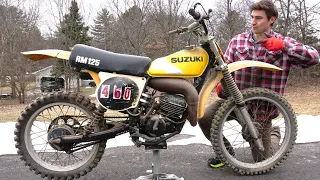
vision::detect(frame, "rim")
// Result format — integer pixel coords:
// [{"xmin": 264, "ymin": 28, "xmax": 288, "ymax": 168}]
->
[
  {"xmin": 24, "ymin": 102, "xmax": 99, "ymax": 172},
  {"xmin": 219, "ymin": 96, "xmax": 292, "ymax": 169}
]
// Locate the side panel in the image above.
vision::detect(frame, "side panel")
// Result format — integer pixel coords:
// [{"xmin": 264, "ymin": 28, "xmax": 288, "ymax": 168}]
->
[
  {"xmin": 147, "ymin": 47, "xmax": 209, "ymax": 78},
  {"xmin": 96, "ymin": 72, "xmax": 147, "ymax": 111}
]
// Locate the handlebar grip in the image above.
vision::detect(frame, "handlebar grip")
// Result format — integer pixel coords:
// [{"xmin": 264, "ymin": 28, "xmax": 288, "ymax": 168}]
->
[{"xmin": 188, "ymin": 8, "xmax": 201, "ymax": 20}]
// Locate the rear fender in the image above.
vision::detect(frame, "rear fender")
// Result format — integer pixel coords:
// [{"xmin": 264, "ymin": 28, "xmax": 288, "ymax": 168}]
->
[
  {"xmin": 21, "ymin": 50, "xmax": 102, "ymax": 87},
  {"xmin": 21, "ymin": 50, "xmax": 71, "ymax": 61},
  {"xmin": 198, "ymin": 61, "xmax": 282, "ymax": 118}
]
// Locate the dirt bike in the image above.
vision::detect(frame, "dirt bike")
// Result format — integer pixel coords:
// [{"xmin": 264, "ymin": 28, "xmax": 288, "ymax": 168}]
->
[{"xmin": 15, "ymin": 3, "xmax": 297, "ymax": 180}]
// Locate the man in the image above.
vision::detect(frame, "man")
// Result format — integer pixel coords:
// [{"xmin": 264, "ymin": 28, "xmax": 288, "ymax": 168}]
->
[{"xmin": 198, "ymin": 0, "xmax": 319, "ymax": 168}]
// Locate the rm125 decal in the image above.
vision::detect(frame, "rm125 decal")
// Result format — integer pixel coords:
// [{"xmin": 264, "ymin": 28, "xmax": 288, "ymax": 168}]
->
[{"xmin": 75, "ymin": 55, "xmax": 100, "ymax": 66}]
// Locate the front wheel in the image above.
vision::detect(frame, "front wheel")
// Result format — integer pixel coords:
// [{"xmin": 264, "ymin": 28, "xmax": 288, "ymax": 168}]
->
[
  {"xmin": 14, "ymin": 92, "xmax": 106, "ymax": 180},
  {"xmin": 211, "ymin": 88, "xmax": 297, "ymax": 175}
]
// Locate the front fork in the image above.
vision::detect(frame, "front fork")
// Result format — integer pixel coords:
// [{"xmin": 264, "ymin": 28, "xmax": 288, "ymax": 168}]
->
[
  {"xmin": 208, "ymin": 39, "xmax": 264, "ymax": 152},
  {"xmin": 220, "ymin": 67, "xmax": 264, "ymax": 152}
]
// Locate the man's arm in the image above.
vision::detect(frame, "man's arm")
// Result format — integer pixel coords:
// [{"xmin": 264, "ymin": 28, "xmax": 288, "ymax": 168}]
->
[
  {"xmin": 284, "ymin": 37, "xmax": 319, "ymax": 68},
  {"xmin": 262, "ymin": 36, "xmax": 319, "ymax": 68}
]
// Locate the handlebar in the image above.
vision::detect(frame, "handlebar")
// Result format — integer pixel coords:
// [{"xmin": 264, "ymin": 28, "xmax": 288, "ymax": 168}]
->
[
  {"xmin": 168, "ymin": 3, "xmax": 211, "ymax": 36},
  {"xmin": 188, "ymin": 8, "xmax": 201, "ymax": 21}
]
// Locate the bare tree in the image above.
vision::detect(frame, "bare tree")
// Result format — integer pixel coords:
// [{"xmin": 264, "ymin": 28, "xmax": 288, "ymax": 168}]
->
[
  {"xmin": 146, "ymin": 0, "xmax": 193, "ymax": 58},
  {"xmin": 210, "ymin": 0, "xmax": 251, "ymax": 51},
  {"xmin": 0, "ymin": 0, "xmax": 42, "ymax": 103},
  {"xmin": 104, "ymin": 0, "xmax": 153, "ymax": 55}
]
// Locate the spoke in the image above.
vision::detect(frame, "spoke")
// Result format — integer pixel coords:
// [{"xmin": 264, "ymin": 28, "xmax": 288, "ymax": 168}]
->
[
  {"xmin": 65, "ymin": 106, "xmax": 71, "ymax": 116},
  {"xmin": 46, "ymin": 108, "xmax": 53, "ymax": 122},
  {"xmin": 48, "ymin": 151, "xmax": 58, "ymax": 163},
  {"xmin": 71, "ymin": 153, "xmax": 82, "ymax": 162},
  {"xmin": 231, "ymin": 131, "xmax": 242, "ymax": 146},
  {"xmin": 231, "ymin": 141, "xmax": 247, "ymax": 147},
  {"xmin": 30, "ymin": 130, "xmax": 48, "ymax": 142},
  {"xmin": 56, "ymin": 151, "xmax": 63, "ymax": 166},
  {"xmin": 52, "ymin": 106, "xmax": 62, "ymax": 118},
  {"xmin": 33, "ymin": 142, "xmax": 49, "ymax": 146},
  {"xmin": 224, "ymin": 131, "xmax": 244, "ymax": 137},
  {"xmin": 58, "ymin": 105, "xmax": 66, "ymax": 117},
  {"xmin": 82, "ymin": 148, "xmax": 88, "ymax": 156},
  {"xmin": 37, "ymin": 142, "xmax": 49, "ymax": 159},
  {"xmin": 273, "ymin": 119, "xmax": 285, "ymax": 127},
  {"xmin": 31, "ymin": 132, "xmax": 48, "ymax": 141},
  {"xmin": 223, "ymin": 124, "xmax": 242, "ymax": 133},
  {"xmin": 31, "ymin": 129, "xmax": 47, "ymax": 135},
  {"xmin": 31, "ymin": 124, "xmax": 46, "ymax": 132},
  {"xmin": 68, "ymin": 154, "xmax": 72, "ymax": 166}
]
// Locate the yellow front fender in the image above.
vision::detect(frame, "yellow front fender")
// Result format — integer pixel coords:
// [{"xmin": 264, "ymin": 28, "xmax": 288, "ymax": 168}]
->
[
  {"xmin": 198, "ymin": 61, "xmax": 282, "ymax": 118},
  {"xmin": 21, "ymin": 50, "xmax": 71, "ymax": 61}
]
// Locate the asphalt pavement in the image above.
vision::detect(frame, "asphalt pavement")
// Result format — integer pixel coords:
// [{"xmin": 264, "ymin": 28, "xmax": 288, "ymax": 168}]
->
[{"xmin": 1, "ymin": 142, "xmax": 320, "ymax": 180}]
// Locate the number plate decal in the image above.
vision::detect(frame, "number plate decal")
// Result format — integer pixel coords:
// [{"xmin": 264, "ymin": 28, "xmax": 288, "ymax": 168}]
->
[{"xmin": 97, "ymin": 77, "xmax": 139, "ymax": 110}]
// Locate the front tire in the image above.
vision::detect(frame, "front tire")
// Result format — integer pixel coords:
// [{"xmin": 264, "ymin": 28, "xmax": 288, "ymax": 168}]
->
[
  {"xmin": 14, "ymin": 92, "xmax": 106, "ymax": 180},
  {"xmin": 211, "ymin": 88, "xmax": 297, "ymax": 175}
]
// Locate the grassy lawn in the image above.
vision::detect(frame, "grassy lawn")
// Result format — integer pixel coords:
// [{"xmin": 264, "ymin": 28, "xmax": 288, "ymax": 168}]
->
[{"xmin": 1, "ymin": 81, "xmax": 320, "ymax": 123}]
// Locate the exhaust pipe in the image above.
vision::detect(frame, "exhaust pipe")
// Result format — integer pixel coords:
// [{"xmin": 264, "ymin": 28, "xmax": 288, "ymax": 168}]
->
[{"xmin": 148, "ymin": 78, "xmax": 199, "ymax": 126}]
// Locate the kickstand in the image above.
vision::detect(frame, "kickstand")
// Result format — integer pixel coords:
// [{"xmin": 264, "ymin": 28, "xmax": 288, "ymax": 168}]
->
[{"xmin": 132, "ymin": 149, "xmax": 184, "ymax": 180}]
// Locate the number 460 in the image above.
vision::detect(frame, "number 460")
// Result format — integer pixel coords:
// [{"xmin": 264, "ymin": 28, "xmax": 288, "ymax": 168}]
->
[{"xmin": 100, "ymin": 85, "xmax": 132, "ymax": 100}]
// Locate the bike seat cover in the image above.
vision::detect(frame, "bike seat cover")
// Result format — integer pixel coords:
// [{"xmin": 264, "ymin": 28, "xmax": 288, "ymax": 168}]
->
[{"xmin": 69, "ymin": 44, "xmax": 151, "ymax": 76}]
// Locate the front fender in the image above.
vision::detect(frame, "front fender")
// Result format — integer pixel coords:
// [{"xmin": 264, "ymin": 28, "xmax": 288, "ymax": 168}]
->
[
  {"xmin": 228, "ymin": 60, "xmax": 282, "ymax": 72},
  {"xmin": 21, "ymin": 50, "xmax": 71, "ymax": 61},
  {"xmin": 198, "ymin": 61, "xmax": 282, "ymax": 118}
]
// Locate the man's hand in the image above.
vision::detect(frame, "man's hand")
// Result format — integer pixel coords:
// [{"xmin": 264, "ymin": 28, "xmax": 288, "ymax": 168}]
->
[
  {"xmin": 216, "ymin": 83, "xmax": 226, "ymax": 99},
  {"xmin": 261, "ymin": 36, "xmax": 284, "ymax": 51}
]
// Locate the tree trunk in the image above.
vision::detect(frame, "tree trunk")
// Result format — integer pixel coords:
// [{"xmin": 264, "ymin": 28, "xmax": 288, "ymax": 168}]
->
[{"xmin": 10, "ymin": 78, "xmax": 17, "ymax": 98}]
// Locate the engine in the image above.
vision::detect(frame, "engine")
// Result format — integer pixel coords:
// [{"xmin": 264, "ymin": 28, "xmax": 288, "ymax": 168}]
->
[
  {"xmin": 158, "ymin": 94, "xmax": 187, "ymax": 120},
  {"xmin": 140, "ymin": 93, "xmax": 187, "ymax": 137}
]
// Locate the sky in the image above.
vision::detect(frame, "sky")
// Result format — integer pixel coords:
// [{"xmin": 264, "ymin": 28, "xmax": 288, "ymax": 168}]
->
[
  {"xmin": 34, "ymin": 0, "xmax": 319, "ymax": 36},
  {"xmin": 1, "ymin": 114, "xmax": 320, "ymax": 155},
  {"xmin": 36, "ymin": 0, "xmax": 216, "ymax": 34}
]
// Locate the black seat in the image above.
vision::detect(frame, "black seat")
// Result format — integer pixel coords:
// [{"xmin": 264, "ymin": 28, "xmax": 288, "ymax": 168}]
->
[{"xmin": 69, "ymin": 44, "xmax": 151, "ymax": 77}]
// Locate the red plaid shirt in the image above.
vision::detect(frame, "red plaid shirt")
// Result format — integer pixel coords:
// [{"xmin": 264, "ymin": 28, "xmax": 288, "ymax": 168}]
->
[
  {"xmin": 224, "ymin": 31, "xmax": 319, "ymax": 120},
  {"xmin": 225, "ymin": 30, "xmax": 319, "ymax": 95}
]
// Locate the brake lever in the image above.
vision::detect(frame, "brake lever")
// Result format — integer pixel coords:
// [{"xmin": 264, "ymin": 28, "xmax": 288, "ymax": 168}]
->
[{"xmin": 168, "ymin": 27, "xmax": 188, "ymax": 35}]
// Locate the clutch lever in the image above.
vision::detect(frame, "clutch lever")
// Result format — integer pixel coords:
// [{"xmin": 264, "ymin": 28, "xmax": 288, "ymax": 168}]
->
[{"xmin": 168, "ymin": 27, "xmax": 188, "ymax": 35}]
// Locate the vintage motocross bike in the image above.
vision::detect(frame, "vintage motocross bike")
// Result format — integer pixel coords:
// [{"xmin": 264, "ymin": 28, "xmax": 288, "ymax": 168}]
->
[{"xmin": 15, "ymin": 4, "xmax": 297, "ymax": 180}]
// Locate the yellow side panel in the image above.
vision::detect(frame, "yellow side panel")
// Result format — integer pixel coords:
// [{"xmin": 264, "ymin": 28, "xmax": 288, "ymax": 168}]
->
[{"xmin": 147, "ymin": 47, "xmax": 209, "ymax": 78}]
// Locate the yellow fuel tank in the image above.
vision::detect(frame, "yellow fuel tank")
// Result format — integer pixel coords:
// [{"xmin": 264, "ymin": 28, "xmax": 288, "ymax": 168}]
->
[{"xmin": 147, "ymin": 47, "xmax": 209, "ymax": 78}]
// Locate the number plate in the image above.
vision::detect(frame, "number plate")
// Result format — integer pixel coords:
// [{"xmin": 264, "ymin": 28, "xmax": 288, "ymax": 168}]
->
[{"xmin": 96, "ymin": 73, "xmax": 146, "ymax": 111}]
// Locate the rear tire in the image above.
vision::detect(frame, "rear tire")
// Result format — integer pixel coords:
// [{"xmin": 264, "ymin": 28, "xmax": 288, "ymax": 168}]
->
[
  {"xmin": 14, "ymin": 92, "xmax": 106, "ymax": 180},
  {"xmin": 211, "ymin": 88, "xmax": 297, "ymax": 175}
]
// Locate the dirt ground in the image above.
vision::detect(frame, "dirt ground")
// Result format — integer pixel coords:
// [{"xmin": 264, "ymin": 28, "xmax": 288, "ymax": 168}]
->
[{"xmin": 0, "ymin": 80, "xmax": 319, "ymax": 122}]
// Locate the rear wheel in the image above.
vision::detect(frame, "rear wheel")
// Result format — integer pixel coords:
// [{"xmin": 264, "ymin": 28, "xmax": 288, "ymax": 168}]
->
[
  {"xmin": 211, "ymin": 88, "xmax": 297, "ymax": 175},
  {"xmin": 15, "ymin": 92, "xmax": 106, "ymax": 180}
]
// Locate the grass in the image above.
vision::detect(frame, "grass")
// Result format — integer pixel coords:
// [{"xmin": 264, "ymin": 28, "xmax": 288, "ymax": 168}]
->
[{"xmin": 1, "ymin": 81, "xmax": 320, "ymax": 123}]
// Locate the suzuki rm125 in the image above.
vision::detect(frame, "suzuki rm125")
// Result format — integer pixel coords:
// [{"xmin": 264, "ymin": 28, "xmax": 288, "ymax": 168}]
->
[{"xmin": 15, "ymin": 3, "xmax": 297, "ymax": 180}]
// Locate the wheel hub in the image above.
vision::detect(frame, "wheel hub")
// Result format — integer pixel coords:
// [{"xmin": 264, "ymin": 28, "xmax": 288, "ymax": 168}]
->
[
  {"xmin": 48, "ymin": 125, "xmax": 75, "ymax": 151},
  {"xmin": 241, "ymin": 122, "xmax": 263, "ymax": 142}
]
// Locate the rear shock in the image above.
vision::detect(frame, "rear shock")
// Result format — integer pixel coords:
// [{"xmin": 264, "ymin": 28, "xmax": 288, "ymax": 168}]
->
[{"xmin": 83, "ymin": 105, "xmax": 106, "ymax": 135}]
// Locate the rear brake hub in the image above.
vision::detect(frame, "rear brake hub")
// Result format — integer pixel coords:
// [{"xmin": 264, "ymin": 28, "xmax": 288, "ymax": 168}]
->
[{"xmin": 48, "ymin": 125, "xmax": 75, "ymax": 151}]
